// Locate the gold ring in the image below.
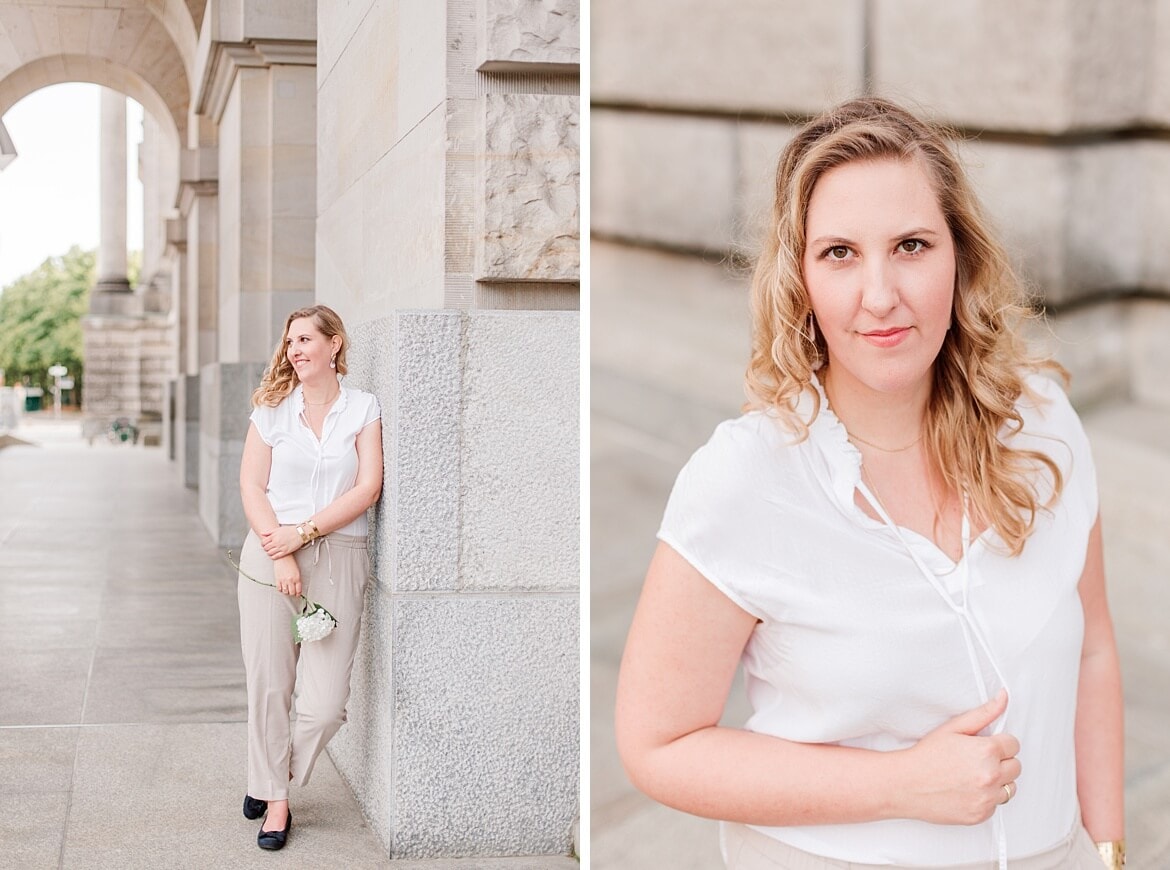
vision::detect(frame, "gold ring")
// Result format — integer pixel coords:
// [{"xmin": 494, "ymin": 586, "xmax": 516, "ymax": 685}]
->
[{"xmin": 1001, "ymin": 782, "xmax": 1014, "ymax": 804}]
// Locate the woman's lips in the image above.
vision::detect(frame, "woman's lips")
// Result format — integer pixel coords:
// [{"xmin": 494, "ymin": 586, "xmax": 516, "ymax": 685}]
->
[{"xmin": 860, "ymin": 327, "xmax": 911, "ymax": 348}]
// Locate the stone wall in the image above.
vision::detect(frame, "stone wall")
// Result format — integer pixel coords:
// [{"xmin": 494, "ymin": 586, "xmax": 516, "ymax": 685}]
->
[
  {"xmin": 592, "ymin": 0, "xmax": 1170, "ymax": 410},
  {"xmin": 332, "ymin": 311, "xmax": 579, "ymax": 859},
  {"xmin": 317, "ymin": 0, "xmax": 581, "ymax": 860}
]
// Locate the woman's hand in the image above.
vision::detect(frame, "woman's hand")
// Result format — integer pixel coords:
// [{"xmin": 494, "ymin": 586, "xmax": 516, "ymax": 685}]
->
[
  {"xmin": 260, "ymin": 525, "xmax": 304, "ymax": 560},
  {"xmin": 272, "ymin": 555, "xmax": 302, "ymax": 597},
  {"xmin": 898, "ymin": 689, "xmax": 1021, "ymax": 825}
]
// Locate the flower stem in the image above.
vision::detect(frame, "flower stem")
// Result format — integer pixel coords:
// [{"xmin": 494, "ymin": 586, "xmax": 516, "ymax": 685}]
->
[{"xmin": 226, "ymin": 550, "xmax": 309, "ymax": 610}]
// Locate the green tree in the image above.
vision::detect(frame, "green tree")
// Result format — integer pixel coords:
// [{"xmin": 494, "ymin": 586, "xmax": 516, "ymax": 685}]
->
[{"xmin": 0, "ymin": 246, "xmax": 95, "ymax": 396}]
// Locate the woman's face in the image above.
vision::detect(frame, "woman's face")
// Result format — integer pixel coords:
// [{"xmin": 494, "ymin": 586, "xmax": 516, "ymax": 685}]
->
[
  {"xmin": 285, "ymin": 317, "xmax": 339, "ymax": 383},
  {"xmin": 802, "ymin": 157, "xmax": 956, "ymax": 402}
]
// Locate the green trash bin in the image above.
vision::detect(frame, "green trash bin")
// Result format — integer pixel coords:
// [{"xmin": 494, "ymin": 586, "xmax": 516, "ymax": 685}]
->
[{"xmin": 24, "ymin": 388, "xmax": 43, "ymax": 411}]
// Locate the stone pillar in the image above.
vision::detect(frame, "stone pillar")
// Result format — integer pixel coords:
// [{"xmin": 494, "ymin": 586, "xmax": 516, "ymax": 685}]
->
[
  {"xmin": 175, "ymin": 374, "xmax": 201, "ymax": 489},
  {"xmin": 316, "ymin": 0, "xmax": 581, "ymax": 860},
  {"xmin": 198, "ymin": 361, "xmax": 265, "ymax": 547},
  {"xmin": 84, "ymin": 89, "xmax": 143, "ymax": 428},
  {"xmin": 208, "ymin": 57, "xmax": 315, "ymax": 363},
  {"xmin": 192, "ymin": 5, "xmax": 315, "ymax": 541},
  {"xmin": 94, "ymin": 88, "xmax": 131, "ymax": 297}
]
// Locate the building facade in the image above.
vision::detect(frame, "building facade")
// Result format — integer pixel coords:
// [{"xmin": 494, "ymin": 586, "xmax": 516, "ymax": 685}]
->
[{"xmin": 0, "ymin": 0, "xmax": 579, "ymax": 860}]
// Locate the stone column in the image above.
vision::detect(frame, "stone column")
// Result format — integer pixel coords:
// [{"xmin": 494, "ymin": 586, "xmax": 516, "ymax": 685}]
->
[
  {"xmin": 191, "ymin": 6, "xmax": 316, "ymax": 542},
  {"xmin": 84, "ymin": 88, "xmax": 142, "ymax": 428},
  {"xmin": 94, "ymin": 88, "xmax": 131, "ymax": 297}
]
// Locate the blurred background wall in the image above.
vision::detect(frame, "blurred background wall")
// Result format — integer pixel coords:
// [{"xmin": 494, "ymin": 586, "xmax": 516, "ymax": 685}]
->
[{"xmin": 591, "ymin": 2, "xmax": 1170, "ymax": 867}]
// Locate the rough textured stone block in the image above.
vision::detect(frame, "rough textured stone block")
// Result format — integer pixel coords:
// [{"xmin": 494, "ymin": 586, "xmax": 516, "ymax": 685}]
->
[
  {"xmin": 394, "ymin": 312, "xmax": 462, "ymax": 591},
  {"xmin": 326, "ymin": 579, "xmax": 395, "ymax": 854},
  {"xmin": 592, "ymin": 109, "xmax": 736, "ymax": 252},
  {"xmin": 478, "ymin": 94, "xmax": 579, "ymax": 282},
  {"xmin": 337, "ymin": 316, "xmax": 398, "ymax": 589},
  {"xmin": 872, "ymin": 0, "xmax": 1147, "ymax": 132},
  {"xmin": 461, "ymin": 312, "xmax": 578, "ymax": 591},
  {"xmin": 391, "ymin": 596, "xmax": 578, "ymax": 857},
  {"xmin": 478, "ymin": 0, "xmax": 580, "ymax": 69},
  {"xmin": 592, "ymin": 0, "xmax": 864, "ymax": 114}
]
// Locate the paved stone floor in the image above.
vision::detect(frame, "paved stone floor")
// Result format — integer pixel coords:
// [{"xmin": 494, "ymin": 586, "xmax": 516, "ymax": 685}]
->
[
  {"xmin": 0, "ymin": 415, "xmax": 574, "ymax": 870},
  {"xmin": 590, "ymin": 242, "xmax": 1170, "ymax": 869}
]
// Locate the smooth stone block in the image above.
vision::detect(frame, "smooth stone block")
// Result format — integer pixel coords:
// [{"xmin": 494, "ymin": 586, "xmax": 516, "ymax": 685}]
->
[
  {"xmin": 592, "ymin": 0, "xmax": 863, "ymax": 115},
  {"xmin": 872, "ymin": 0, "xmax": 1147, "ymax": 133},
  {"xmin": 1128, "ymin": 299, "xmax": 1170, "ymax": 408},
  {"xmin": 593, "ymin": 109, "xmax": 736, "ymax": 253},
  {"xmin": 199, "ymin": 361, "xmax": 266, "ymax": 547}
]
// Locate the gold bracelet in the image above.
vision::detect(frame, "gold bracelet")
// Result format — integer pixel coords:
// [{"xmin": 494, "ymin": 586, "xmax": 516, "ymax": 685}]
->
[
  {"xmin": 307, "ymin": 519, "xmax": 321, "ymax": 540},
  {"xmin": 295, "ymin": 524, "xmax": 310, "ymax": 545},
  {"xmin": 1096, "ymin": 840, "xmax": 1125, "ymax": 869}
]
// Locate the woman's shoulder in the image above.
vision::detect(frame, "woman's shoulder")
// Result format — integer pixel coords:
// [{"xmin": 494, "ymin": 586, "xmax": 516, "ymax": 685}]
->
[
  {"xmin": 678, "ymin": 410, "xmax": 795, "ymax": 488},
  {"xmin": 1014, "ymin": 370, "xmax": 1083, "ymax": 438},
  {"xmin": 340, "ymin": 386, "xmax": 382, "ymax": 425}
]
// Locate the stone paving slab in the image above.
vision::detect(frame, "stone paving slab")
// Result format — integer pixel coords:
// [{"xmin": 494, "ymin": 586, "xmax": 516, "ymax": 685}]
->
[{"xmin": 0, "ymin": 417, "xmax": 394, "ymax": 868}]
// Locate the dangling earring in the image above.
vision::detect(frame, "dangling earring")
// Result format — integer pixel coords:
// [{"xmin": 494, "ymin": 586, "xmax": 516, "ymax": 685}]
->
[
  {"xmin": 807, "ymin": 312, "xmax": 824, "ymax": 371},
  {"xmin": 330, "ymin": 354, "xmax": 337, "ymax": 369}
]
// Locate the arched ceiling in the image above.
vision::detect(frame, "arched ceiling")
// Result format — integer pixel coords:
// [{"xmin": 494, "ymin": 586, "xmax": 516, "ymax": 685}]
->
[{"xmin": 0, "ymin": 1, "xmax": 198, "ymax": 142}]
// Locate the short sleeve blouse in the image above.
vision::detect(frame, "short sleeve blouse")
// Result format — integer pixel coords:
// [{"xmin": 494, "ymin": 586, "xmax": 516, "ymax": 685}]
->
[
  {"xmin": 657, "ymin": 372, "xmax": 1098, "ymax": 865},
  {"xmin": 250, "ymin": 384, "xmax": 381, "ymax": 537}
]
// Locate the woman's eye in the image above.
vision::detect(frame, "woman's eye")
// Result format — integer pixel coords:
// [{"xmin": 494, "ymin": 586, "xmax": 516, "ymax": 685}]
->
[
  {"xmin": 898, "ymin": 239, "xmax": 926, "ymax": 254},
  {"xmin": 826, "ymin": 246, "xmax": 850, "ymax": 260}
]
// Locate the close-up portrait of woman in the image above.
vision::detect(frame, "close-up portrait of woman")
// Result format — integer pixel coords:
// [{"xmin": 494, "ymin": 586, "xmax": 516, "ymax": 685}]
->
[
  {"xmin": 592, "ymin": 3, "xmax": 1168, "ymax": 869},
  {"xmin": 615, "ymin": 97, "xmax": 1122, "ymax": 870}
]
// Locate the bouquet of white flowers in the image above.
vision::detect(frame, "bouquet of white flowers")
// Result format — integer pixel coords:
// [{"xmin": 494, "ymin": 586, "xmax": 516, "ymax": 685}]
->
[{"xmin": 228, "ymin": 552, "xmax": 338, "ymax": 644}]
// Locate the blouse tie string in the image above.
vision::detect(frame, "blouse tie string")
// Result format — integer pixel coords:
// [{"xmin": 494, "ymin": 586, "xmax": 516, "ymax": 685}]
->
[
  {"xmin": 311, "ymin": 534, "xmax": 334, "ymax": 585},
  {"xmin": 855, "ymin": 484, "xmax": 1011, "ymax": 870}
]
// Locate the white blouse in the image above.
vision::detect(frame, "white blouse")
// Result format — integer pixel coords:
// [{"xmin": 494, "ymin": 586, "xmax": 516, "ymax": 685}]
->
[
  {"xmin": 250, "ymin": 384, "xmax": 381, "ymax": 537},
  {"xmin": 658, "ymin": 372, "xmax": 1098, "ymax": 866}
]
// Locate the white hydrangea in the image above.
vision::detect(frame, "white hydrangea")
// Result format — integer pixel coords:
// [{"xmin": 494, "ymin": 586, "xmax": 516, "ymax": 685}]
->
[{"xmin": 294, "ymin": 603, "xmax": 337, "ymax": 644}]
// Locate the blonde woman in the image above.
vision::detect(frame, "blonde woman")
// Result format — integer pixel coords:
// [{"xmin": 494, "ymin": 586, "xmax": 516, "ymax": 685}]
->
[
  {"xmin": 237, "ymin": 304, "xmax": 382, "ymax": 850},
  {"xmin": 616, "ymin": 99, "xmax": 1125, "ymax": 869}
]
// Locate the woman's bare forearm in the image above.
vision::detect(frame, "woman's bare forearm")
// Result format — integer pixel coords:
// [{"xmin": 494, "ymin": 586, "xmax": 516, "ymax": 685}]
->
[
  {"xmin": 1075, "ymin": 645, "xmax": 1125, "ymax": 840},
  {"xmin": 623, "ymin": 725, "xmax": 904, "ymax": 826}
]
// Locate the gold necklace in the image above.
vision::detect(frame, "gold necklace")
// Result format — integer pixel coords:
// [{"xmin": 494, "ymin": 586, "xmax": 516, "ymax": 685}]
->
[
  {"xmin": 847, "ymin": 429, "xmax": 923, "ymax": 453},
  {"xmin": 302, "ymin": 390, "xmax": 339, "ymax": 406}
]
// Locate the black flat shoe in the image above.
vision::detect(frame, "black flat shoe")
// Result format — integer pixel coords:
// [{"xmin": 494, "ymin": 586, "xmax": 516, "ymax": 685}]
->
[
  {"xmin": 257, "ymin": 811, "xmax": 291, "ymax": 851},
  {"xmin": 243, "ymin": 795, "xmax": 267, "ymax": 820}
]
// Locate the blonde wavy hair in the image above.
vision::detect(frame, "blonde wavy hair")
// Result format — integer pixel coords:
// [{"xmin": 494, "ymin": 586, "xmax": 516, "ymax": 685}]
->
[
  {"xmin": 746, "ymin": 97, "xmax": 1063, "ymax": 556},
  {"xmin": 252, "ymin": 305, "xmax": 349, "ymax": 408}
]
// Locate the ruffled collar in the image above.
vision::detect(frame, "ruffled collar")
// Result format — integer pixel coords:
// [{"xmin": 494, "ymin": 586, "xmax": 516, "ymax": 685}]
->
[
  {"xmin": 803, "ymin": 372, "xmax": 974, "ymax": 577},
  {"xmin": 292, "ymin": 381, "xmax": 347, "ymax": 417},
  {"xmin": 803, "ymin": 371, "xmax": 864, "ymax": 517}
]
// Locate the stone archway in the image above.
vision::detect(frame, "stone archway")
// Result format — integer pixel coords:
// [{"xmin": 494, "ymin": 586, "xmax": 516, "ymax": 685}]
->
[{"xmin": 0, "ymin": 2, "xmax": 197, "ymax": 441}]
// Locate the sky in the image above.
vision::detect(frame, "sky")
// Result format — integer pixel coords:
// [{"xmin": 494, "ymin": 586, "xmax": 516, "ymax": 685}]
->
[{"xmin": 0, "ymin": 83, "xmax": 144, "ymax": 290}]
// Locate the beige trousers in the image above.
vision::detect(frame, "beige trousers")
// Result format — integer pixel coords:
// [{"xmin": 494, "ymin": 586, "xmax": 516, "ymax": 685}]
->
[
  {"xmin": 237, "ymin": 529, "xmax": 369, "ymax": 801},
  {"xmin": 721, "ymin": 819, "xmax": 1103, "ymax": 870}
]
